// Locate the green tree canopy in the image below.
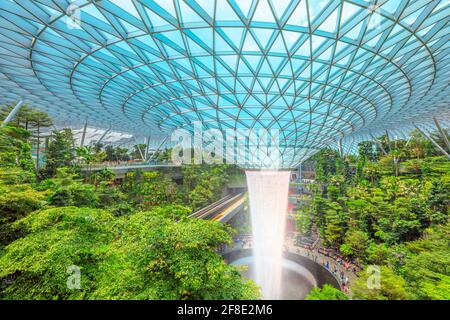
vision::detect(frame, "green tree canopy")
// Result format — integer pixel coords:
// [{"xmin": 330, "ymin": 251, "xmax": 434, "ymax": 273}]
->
[
  {"xmin": 45, "ymin": 129, "xmax": 75, "ymax": 177},
  {"xmin": 306, "ymin": 284, "xmax": 348, "ymax": 300},
  {"xmin": 0, "ymin": 206, "xmax": 259, "ymax": 300},
  {"xmin": 351, "ymin": 266, "xmax": 410, "ymax": 300}
]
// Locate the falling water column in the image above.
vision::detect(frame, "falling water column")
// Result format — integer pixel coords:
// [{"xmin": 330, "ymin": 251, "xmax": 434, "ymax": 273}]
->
[{"xmin": 246, "ymin": 170, "xmax": 291, "ymax": 299}]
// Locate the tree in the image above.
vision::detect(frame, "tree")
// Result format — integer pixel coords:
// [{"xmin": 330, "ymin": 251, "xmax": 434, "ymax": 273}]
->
[
  {"xmin": 49, "ymin": 183, "xmax": 99, "ymax": 208},
  {"xmin": 306, "ymin": 284, "xmax": 348, "ymax": 300},
  {"xmin": 358, "ymin": 141, "xmax": 378, "ymax": 162},
  {"xmin": 0, "ymin": 103, "xmax": 31, "ymax": 127},
  {"xmin": 0, "ymin": 126, "xmax": 33, "ymax": 170},
  {"xmin": 131, "ymin": 144, "xmax": 146, "ymax": 160},
  {"xmin": 45, "ymin": 129, "xmax": 75, "ymax": 177},
  {"xmin": 409, "ymin": 130, "xmax": 430, "ymax": 159},
  {"xmin": 426, "ymin": 175, "xmax": 450, "ymax": 225},
  {"xmin": 151, "ymin": 148, "xmax": 172, "ymax": 162},
  {"xmin": 322, "ymin": 202, "xmax": 346, "ymax": 247},
  {"xmin": 92, "ymin": 168, "xmax": 115, "ymax": 189},
  {"xmin": 365, "ymin": 243, "xmax": 391, "ymax": 265},
  {"xmin": 312, "ymin": 148, "xmax": 343, "ymax": 183},
  {"xmin": 104, "ymin": 145, "xmax": 130, "ymax": 162},
  {"xmin": 296, "ymin": 205, "xmax": 313, "ymax": 235},
  {"xmin": 92, "ymin": 210, "xmax": 259, "ymax": 300},
  {"xmin": 181, "ymin": 165, "xmax": 230, "ymax": 210},
  {"xmin": 340, "ymin": 230, "xmax": 369, "ymax": 261},
  {"xmin": 351, "ymin": 266, "xmax": 410, "ymax": 300},
  {"xmin": 28, "ymin": 109, "xmax": 53, "ymax": 170},
  {"xmin": 0, "ymin": 187, "xmax": 48, "ymax": 246},
  {"xmin": 402, "ymin": 224, "xmax": 450, "ymax": 300},
  {"xmin": 115, "ymin": 147, "xmax": 131, "ymax": 161},
  {"xmin": 0, "ymin": 207, "xmax": 116, "ymax": 299},
  {"xmin": 123, "ymin": 170, "xmax": 179, "ymax": 210},
  {"xmin": 75, "ymin": 146, "xmax": 105, "ymax": 182},
  {"xmin": 1, "ymin": 204, "xmax": 259, "ymax": 300}
]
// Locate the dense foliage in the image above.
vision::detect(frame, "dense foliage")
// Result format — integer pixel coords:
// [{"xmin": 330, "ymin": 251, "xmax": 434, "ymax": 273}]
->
[
  {"xmin": 181, "ymin": 164, "xmax": 233, "ymax": 211},
  {"xmin": 305, "ymin": 284, "xmax": 349, "ymax": 300},
  {"xmin": 297, "ymin": 130, "xmax": 450, "ymax": 300},
  {"xmin": 1, "ymin": 105, "xmax": 448, "ymax": 301},
  {"xmin": 0, "ymin": 111, "xmax": 258, "ymax": 300},
  {"xmin": 0, "ymin": 206, "xmax": 257, "ymax": 300}
]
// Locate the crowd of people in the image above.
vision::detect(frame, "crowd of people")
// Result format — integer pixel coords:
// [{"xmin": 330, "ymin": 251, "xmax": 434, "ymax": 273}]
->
[
  {"xmin": 222, "ymin": 233, "xmax": 359, "ymax": 295},
  {"xmin": 286, "ymin": 244, "xmax": 359, "ymax": 294}
]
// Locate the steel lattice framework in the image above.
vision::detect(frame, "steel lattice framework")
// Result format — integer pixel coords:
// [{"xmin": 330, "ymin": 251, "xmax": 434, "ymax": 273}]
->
[{"xmin": 0, "ymin": 0, "xmax": 449, "ymax": 167}]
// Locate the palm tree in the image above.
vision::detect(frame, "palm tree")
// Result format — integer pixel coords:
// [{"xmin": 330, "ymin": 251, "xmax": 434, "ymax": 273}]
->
[{"xmin": 76, "ymin": 146, "xmax": 94, "ymax": 181}]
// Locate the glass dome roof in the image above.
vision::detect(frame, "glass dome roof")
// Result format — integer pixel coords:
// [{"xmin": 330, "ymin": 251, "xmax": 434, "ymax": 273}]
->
[{"xmin": 0, "ymin": 0, "xmax": 449, "ymax": 166}]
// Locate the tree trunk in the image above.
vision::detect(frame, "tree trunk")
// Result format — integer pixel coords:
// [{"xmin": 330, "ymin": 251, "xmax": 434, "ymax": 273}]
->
[
  {"xmin": 394, "ymin": 159, "xmax": 399, "ymax": 177},
  {"xmin": 36, "ymin": 123, "xmax": 40, "ymax": 170}
]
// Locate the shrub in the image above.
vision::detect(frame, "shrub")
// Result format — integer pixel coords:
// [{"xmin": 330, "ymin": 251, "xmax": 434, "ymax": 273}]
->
[
  {"xmin": 0, "ymin": 207, "xmax": 116, "ymax": 299},
  {"xmin": 33, "ymin": 179, "xmax": 59, "ymax": 191},
  {"xmin": 306, "ymin": 284, "xmax": 348, "ymax": 300},
  {"xmin": 50, "ymin": 183, "xmax": 99, "ymax": 207},
  {"xmin": 107, "ymin": 203, "xmax": 134, "ymax": 217},
  {"xmin": 0, "ymin": 188, "xmax": 47, "ymax": 245},
  {"xmin": 0, "ymin": 168, "xmax": 35, "ymax": 185},
  {"xmin": 96, "ymin": 183, "xmax": 126, "ymax": 208}
]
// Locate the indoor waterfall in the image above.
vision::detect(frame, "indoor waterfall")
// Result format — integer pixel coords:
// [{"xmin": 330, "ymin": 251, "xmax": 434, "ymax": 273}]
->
[{"xmin": 245, "ymin": 170, "xmax": 291, "ymax": 299}]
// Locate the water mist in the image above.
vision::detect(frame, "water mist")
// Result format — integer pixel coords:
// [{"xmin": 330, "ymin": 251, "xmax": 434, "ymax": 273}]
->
[{"xmin": 245, "ymin": 170, "xmax": 291, "ymax": 300}]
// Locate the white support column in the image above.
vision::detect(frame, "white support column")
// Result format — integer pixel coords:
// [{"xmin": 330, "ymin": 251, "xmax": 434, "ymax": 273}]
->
[
  {"xmin": 97, "ymin": 126, "xmax": 111, "ymax": 144},
  {"xmin": 80, "ymin": 120, "xmax": 88, "ymax": 147},
  {"xmin": 385, "ymin": 130, "xmax": 391, "ymax": 147},
  {"xmin": 1, "ymin": 100, "xmax": 24, "ymax": 127},
  {"xmin": 371, "ymin": 134, "xmax": 387, "ymax": 156},
  {"xmin": 414, "ymin": 124, "xmax": 450, "ymax": 159},
  {"xmin": 345, "ymin": 138, "xmax": 355, "ymax": 156},
  {"xmin": 433, "ymin": 117, "xmax": 450, "ymax": 152},
  {"xmin": 338, "ymin": 139, "xmax": 343, "ymax": 158},
  {"xmin": 134, "ymin": 137, "xmax": 145, "ymax": 161},
  {"xmin": 148, "ymin": 136, "xmax": 169, "ymax": 162},
  {"xmin": 145, "ymin": 135, "xmax": 151, "ymax": 161}
]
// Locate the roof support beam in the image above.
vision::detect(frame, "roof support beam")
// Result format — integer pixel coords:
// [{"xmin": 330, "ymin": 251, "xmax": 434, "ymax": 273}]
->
[
  {"xmin": 345, "ymin": 139, "xmax": 355, "ymax": 156},
  {"xmin": 414, "ymin": 124, "xmax": 450, "ymax": 160},
  {"xmin": 371, "ymin": 134, "xmax": 388, "ymax": 156},
  {"xmin": 433, "ymin": 116, "xmax": 450, "ymax": 152},
  {"xmin": 385, "ymin": 130, "xmax": 391, "ymax": 148},
  {"xmin": 145, "ymin": 136, "xmax": 152, "ymax": 161},
  {"xmin": 80, "ymin": 120, "xmax": 88, "ymax": 147},
  {"xmin": 148, "ymin": 136, "xmax": 169, "ymax": 162},
  {"xmin": 134, "ymin": 137, "xmax": 145, "ymax": 161},
  {"xmin": 97, "ymin": 124, "xmax": 112, "ymax": 144},
  {"xmin": 1, "ymin": 100, "xmax": 24, "ymax": 127}
]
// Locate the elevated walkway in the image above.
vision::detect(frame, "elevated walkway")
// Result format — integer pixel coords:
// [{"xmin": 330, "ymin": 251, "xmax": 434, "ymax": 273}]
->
[{"xmin": 81, "ymin": 162, "xmax": 181, "ymax": 178}]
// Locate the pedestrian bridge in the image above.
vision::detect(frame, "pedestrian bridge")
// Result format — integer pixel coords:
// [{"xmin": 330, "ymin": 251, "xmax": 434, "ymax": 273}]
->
[{"xmin": 82, "ymin": 162, "xmax": 181, "ymax": 178}]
